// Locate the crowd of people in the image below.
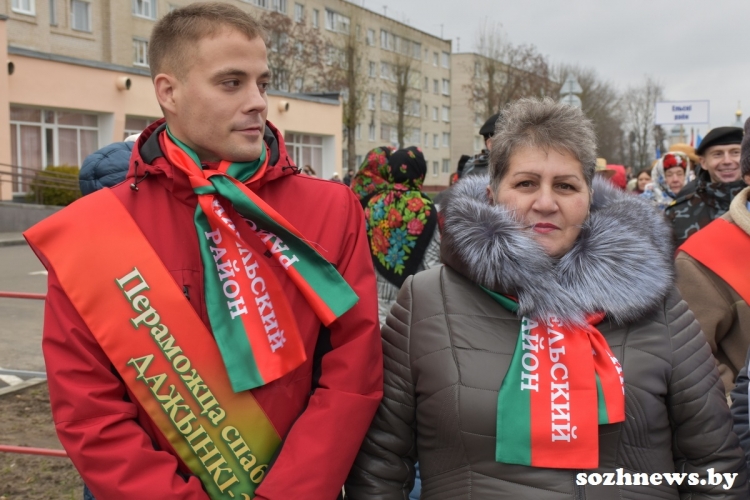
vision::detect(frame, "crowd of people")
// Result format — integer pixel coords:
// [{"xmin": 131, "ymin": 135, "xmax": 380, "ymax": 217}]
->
[{"xmin": 23, "ymin": 2, "xmax": 750, "ymax": 499}]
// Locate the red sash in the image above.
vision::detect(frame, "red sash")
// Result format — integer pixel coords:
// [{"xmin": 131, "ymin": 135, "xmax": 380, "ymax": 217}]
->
[
  {"xmin": 24, "ymin": 189, "xmax": 281, "ymax": 499},
  {"xmin": 679, "ymin": 218, "xmax": 750, "ymax": 305}
]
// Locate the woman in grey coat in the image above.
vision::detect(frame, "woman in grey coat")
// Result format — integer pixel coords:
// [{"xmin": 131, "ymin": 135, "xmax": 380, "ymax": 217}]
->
[{"xmin": 346, "ymin": 98, "xmax": 747, "ymax": 499}]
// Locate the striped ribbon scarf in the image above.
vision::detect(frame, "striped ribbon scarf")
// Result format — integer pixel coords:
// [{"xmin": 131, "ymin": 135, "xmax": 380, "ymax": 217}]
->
[
  {"xmin": 163, "ymin": 128, "xmax": 358, "ymax": 392},
  {"xmin": 484, "ymin": 289, "xmax": 625, "ymax": 469}
]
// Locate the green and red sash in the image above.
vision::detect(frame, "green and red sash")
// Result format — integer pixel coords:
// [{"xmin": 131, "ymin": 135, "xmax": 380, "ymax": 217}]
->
[
  {"xmin": 162, "ymin": 129, "xmax": 358, "ymax": 392},
  {"xmin": 25, "ymin": 189, "xmax": 282, "ymax": 499},
  {"xmin": 484, "ymin": 289, "xmax": 625, "ymax": 469},
  {"xmin": 679, "ymin": 218, "xmax": 750, "ymax": 305}
]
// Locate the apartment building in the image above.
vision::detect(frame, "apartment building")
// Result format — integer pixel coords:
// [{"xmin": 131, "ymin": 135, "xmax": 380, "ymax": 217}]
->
[
  {"xmin": 0, "ymin": 0, "xmax": 343, "ymax": 201},
  {"xmin": 450, "ymin": 52, "xmax": 493, "ymax": 170},
  {"xmin": 0, "ymin": 0, "xmax": 455, "ymax": 202}
]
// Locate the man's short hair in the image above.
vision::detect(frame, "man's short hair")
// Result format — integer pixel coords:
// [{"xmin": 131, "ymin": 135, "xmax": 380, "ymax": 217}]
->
[{"xmin": 149, "ymin": 2, "xmax": 265, "ymax": 80}]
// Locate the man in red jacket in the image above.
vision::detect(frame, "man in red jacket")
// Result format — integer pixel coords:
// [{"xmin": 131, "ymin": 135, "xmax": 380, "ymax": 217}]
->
[{"xmin": 24, "ymin": 3, "xmax": 382, "ymax": 499}]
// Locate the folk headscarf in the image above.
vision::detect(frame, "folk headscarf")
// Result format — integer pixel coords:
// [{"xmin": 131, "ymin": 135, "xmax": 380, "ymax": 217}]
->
[
  {"xmin": 641, "ymin": 152, "xmax": 692, "ymax": 210},
  {"xmin": 355, "ymin": 147, "xmax": 438, "ymax": 288}
]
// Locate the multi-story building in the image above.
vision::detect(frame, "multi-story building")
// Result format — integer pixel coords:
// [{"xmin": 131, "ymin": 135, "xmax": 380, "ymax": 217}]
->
[
  {"xmin": 450, "ymin": 52, "xmax": 494, "ymax": 169},
  {"xmin": 0, "ymin": 0, "xmax": 344, "ymax": 202},
  {"xmin": 0, "ymin": 0, "xmax": 454, "ymax": 202}
]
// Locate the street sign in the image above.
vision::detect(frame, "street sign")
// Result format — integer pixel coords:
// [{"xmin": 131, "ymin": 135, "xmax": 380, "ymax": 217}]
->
[
  {"xmin": 655, "ymin": 100, "xmax": 710, "ymax": 125},
  {"xmin": 560, "ymin": 75, "xmax": 583, "ymax": 95},
  {"xmin": 560, "ymin": 94, "xmax": 582, "ymax": 108}
]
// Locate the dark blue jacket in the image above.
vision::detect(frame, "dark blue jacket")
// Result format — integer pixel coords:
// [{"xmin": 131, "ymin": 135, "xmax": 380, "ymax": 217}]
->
[{"xmin": 79, "ymin": 141, "xmax": 133, "ymax": 195}]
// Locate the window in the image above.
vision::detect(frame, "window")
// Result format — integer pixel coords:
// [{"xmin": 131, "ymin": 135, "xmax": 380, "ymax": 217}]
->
[
  {"xmin": 441, "ymin": 51, "xmax": 450, "ymax": 68},
  {"xmin": 368, "ymin": 124, "xmax": 375, "ymax": 141},
  {"xmin": 433, "ymin": 52, "xmax": 438, "ymax": 66},
  {"xmin": 424, "ymin": 104, "xmax": 428, "ymax": 117},
  {"xmin": 442, "ymin": 79, "xmax": 450, "ymax": 95},
  {"xmin": 49, "ymin": 0, "xmax": 56, "ymax": 24},
  {"xmin": 380, "ymin": 124, "xmax": 391, "ymax": 142},
  {"xmin": 474, "ymin": 61, "xmax": 482, "ymax": 78},
  {"xmin": 124, "ymin": 116, "xmax": 155, "ymax": 139},
  {"xmin": 423, "ymin": 77, "xmax": 428, "ymax": 91},
  {"xmin": 432, "ymin": 161, "xmax": 438, "ymax": 176},
  {"xmin": 433, "ymin": 79, "xmax": 439, "ymax": 94},
  {"xmin": 71, "ymin": 0, "xmax": 91, "ymax": 32},
  {"xmin": 355, "ymin": 124, "xmax": 362, "ymax": 140},
  {"xmin": 442, "ymin": 159, "xmax": 450, "ymax": 173},
  {"xmin": 9, "ymin": 107, "xmax": 99, "ymax": 193},
  {"xmin": 411, "ymin": 128, "xmax": 421, "ymax": 145},
  {"xmin": 132, "ymin": 0, "xmax": 156, "ymax": 19},
  {"xmin": 366, "ymin": 29, "xmax": 375, "ymax": 46},
  {"xmin": 424, "ymin": 48, "xmax": 429, "ymax": 61},
  {"xmin": 424, "ymin": 133, "xmax": 428, "ymax": 146},
  {"xmin": 270, "ymin": 0, "xmax": 286, "ymax": 14},
  {"xmin": 133, "ymin": 39, "xmax": 149, "ymax": 66},
  {"xmin": 294, "ymin": 3, "xmax": 304, "ymax": 22},
  {"xmin": 11, "ymin": 0, "xmax": 35, "ymax": 15},
  {"xmin": 432, "ymin": 107, "xmax": 438, "ymax": 121},
  {"xmin": 442, "ymin": 106, "xmax": 450, "ymax": 122},
  {"xmin": 368, "ymin": 93, "xmax": 376, "ymax": 110},
  {"xmin": 442, "ymin": 132, "xmax": 450, "ymax": 146},
  {"xmin": 381, "ymin": 92, "xmax": 396, "ymax": 112},
  {"xmin": 325, "ymin": 9, "xmax": 350, "ymax": 34},
  {"xmin": 286, "ymin": 133, "xmax": 324, "ymax": 175},
  {"xmin": 433, "ymin": 134, "xmax": 439, "ymax": 148},
  {"xmin": 368, "ymin": 61, "xmax": 376, "ymax": 78},
  {"xmin": 312, "ymin": 9, "xmax": 319, "ymax": 28}
]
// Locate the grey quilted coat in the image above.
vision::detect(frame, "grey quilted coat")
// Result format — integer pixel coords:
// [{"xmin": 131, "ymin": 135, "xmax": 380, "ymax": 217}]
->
[{"xmin": 345, "ymin": 176, "xmax": 748, "ymax": 499}]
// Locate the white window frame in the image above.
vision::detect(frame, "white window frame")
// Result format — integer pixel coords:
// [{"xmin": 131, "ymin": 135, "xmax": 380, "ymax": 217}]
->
[
  {"xmin": 271, "ymin": 0, "xmax": 286, "ymax": 14},
  {"xmin": 133, "ymin": 38, "xmax": 149, "ymax": 67},
  {"xmin": 368, "ymin": 124, "xmax": 375, "ymax": 141},
  {"xmin": 442, "ymin": 51, "xmax": 450, "ymax": 68},
  {"xmin": 312, "ymin": 8, "xmax": 319, "ymax": 28},
  {"xmin": 432, "ymin": 161, "xmax": 438, "ymax": 176},
  {"xmin": 49, "ymin": 0, "xmax": 56, "ymax": 24},
  {"xmin": 433, "ymin": 79, "xmax": 439, "ymax": 94},
  {"xmin": 366, "ymin": 28, "xmax": 375, "ymax": 46},
  {"xmin": 368, "ymin": 61, "xmax": 376, "ymax": 78},
  {"xmin": 442, "ymin": 132, "xmax": 450, "ymax": 147},
  {"xmin": 442, "ymin": 79, "xmax": 450, "ymax": 96},
  {"xmin": 368, "ymin": 93, "xmax": 376, "ymax": 111},
  {"xmin": 325, "ymin": 9, "xmax": 350, "ymax": 34},
  {"xmin": 433, "ymin": 52, "xmax": 438, "ymax": 66},
  {"xmin": 71, "ymin": 0, "xmax": 91, "ymax": 32},
  {"xmin": 294, "ymin": 3, "xmax": 304, "ymax": 23},
  {"xmin": 132, "ymin": 0, "xmax": 156, "ymax": 20},
  {"xmin": 433, "ymin": 134, "xmax": 439, "ymax": 148},
  {"xmin": 432, "ymin": 107, "xmax": 438, "ymax": 122},
  {"xmin": 442, "ymin": 106, "xmax": 450, "ymax": 122},
  {"xmin": 442, "ymin": 159, "xmax": 450, "ymax": 173},
  {"xmin": 11, "ymin": 0, "xmax": 35, "ymax": 15}
]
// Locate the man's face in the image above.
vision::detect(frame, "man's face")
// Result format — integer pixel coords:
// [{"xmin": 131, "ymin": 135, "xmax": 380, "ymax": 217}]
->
[
  {"xmin": 699, "ymin": 144, "xmax": 742, "ymax": 183},
  {"xmin": 160, "ymin": 29, "xmax": 270, "ymax": 162}
]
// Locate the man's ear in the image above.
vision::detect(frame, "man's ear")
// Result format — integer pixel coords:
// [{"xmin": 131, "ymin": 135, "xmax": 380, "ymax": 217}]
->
[
  {"xmin": 153, "ymin": 73, "xmax": 179, "ymax": 116},
  {"xmin": 486, "ymin": 184, "xmax": 494, "ymax": 205}
]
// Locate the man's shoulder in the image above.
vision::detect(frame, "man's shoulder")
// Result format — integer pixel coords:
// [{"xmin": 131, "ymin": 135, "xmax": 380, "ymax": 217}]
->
[{"xmin": 273, "ymin": 173, "xmax": 358, "ymax": 205}]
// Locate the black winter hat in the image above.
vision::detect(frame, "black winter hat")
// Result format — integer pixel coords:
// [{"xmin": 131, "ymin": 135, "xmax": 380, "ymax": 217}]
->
[
  {"xmin": 696, "ymin": 126, "xmax": 743, "ymax": 156},
  {"xmin": 479, "ymin": 113, "xmax": 501, "ymax": 139},
  {"xmin": 742, "ymin": 118, "xmax": 750, "ymax": 178}
]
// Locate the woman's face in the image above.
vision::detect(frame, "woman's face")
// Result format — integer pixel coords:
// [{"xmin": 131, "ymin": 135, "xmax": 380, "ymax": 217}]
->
[
  {"xmin": 491, "ymin": 147, "xmax": 591, "ymax": 258},
  {"xmin": 637, "ymin": 171, "xmax": 651, "ymax": 191},
  {"xmin": 664, "ymin": 166, "xmax": 686, "ymax": 194}
]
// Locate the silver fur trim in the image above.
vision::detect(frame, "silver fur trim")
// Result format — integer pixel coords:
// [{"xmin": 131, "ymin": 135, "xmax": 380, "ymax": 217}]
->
[{"xmin": 441, "ymin": 175, "xmax": 674, "ymax": 324}]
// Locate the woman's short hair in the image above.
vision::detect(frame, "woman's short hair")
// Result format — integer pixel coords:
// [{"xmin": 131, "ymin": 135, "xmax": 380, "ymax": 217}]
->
[{"xmin": 489, "ymin": 98, "xmax": 597, "ymax": 190}]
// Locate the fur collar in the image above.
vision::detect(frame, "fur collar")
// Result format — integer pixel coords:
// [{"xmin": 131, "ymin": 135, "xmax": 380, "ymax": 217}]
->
[
  {"xmin": 441, "ymin": 175, "xmax": 675, "ymax": 325},
  {"xmin": 728, "ymin": 186, "xmax": 750, "ymax": 235}
]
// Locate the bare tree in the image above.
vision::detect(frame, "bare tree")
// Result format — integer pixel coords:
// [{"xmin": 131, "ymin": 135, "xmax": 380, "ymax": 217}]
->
[
  {"xmin": 468, "ymin": 21, "xmax": 555, "ymax": 119},
  {"xmin": 259, "ymin": 12, "xmax": 326, "ymax": 93},
  {"xmin": 622, "ymin": 77, "xmax": 664, "ymax": 170}
]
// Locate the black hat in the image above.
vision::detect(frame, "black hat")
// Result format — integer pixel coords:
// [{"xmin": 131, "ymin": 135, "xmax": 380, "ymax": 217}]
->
[
  {"xmin": 696, "ymin": 126, "xmax": 743, "ymax": 156},
  {"xmin": 479, "ymin": 113, "xmax": 501, "ymax": 139},
  {"xmin": 457, "ymin": 154, "xmax": 471, "ymax": 174}
]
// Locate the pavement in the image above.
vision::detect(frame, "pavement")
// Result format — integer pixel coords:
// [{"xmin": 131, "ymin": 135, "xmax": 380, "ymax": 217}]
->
[
  {"xmin": 0, "ymin": 232, "xmax": 26, "ymax": 247},
  {"xmin": 0, "ymin": 239, "xmax": 47, "ymax": 390}
]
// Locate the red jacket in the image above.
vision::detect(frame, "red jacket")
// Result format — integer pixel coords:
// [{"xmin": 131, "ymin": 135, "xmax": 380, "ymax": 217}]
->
[{"xmin": 32, "ymin": 120, "xmax": 383, "ymax": 499}]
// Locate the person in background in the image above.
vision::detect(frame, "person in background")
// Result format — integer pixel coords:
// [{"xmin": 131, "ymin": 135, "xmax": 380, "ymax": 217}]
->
[
  {"xmin": 605, "ymin": 164, "xmax": 627, "ymax": 190},
  {"xmin": 330, "ymin": 172, "xmax": 343, "ymax": 183},
  {"xmin": 302, "ymin": 164, "xmax": 316, "ymax": 176},
  {"xmin": 79, "ymin": 136, "xmax": 137, "ymax": 195},
  {"xmin": 640, "ymin": 152, "xmax": 691, "ymax": 211},
  {"xmin": 343, "ymin": 169, "xmax": 355, "ymax": 186},
  {"xmin": 666, "ymin": 127, "xmax": 745, "ymax": 245},
  {"xmin": 632, "ymin": 169, "xmax": 652, "ymax": 195},
  {"xmin": 346, "ymin": 97, "xmax": 747, "ymax": 499},
  {"xmin": 677, "ymin": 116, "xmax": 750, "ymax": 395}
]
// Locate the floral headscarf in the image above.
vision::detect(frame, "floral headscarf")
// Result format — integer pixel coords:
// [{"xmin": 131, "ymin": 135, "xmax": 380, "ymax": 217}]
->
[
  {"xmin": 640, "ymin": 152, "xmax": 693, "ymax": 211},
  {"xmin": 350, "ymin": 146, "xmax": 394, "ymax": 206},
  {"xmin": 355, "ymin": 147, "xmax": 438, "ymax": 287}
]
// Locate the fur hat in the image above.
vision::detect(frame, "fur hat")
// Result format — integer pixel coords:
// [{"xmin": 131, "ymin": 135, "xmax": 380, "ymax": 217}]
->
[{"xmin": 742, "ymin": 117, "xmax": 750, "ymax": 178}]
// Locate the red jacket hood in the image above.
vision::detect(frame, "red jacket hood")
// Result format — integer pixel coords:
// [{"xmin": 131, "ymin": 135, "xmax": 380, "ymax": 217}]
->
[{"xmin": 127, "ymin": 118, "xmax": 297, "ymax": 197}]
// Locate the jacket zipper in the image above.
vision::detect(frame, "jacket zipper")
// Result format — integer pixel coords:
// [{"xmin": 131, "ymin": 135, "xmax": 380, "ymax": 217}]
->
[{"xmin": 574, "ymin": 470, "xmax": 586, "ymax": 500}]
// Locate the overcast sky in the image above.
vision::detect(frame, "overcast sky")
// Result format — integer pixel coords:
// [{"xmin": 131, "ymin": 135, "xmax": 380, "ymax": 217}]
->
[{"xmin": 358, "ymin": 0, "xmax": 749, "ymax": 138}]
